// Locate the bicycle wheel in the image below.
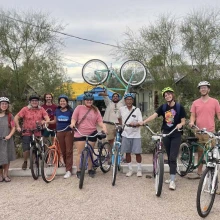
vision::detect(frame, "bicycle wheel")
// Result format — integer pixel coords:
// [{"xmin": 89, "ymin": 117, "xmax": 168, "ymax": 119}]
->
[
  {"xmin": 79, "ymin": 149, "xmax": 88, "ymax": 189},
  {"xmin": 120, "ymin": 60, "xmax": 147, "ymax": 86},
  {"xmin": 30, "ymin": 146, "xmax": 39, "ymax": 180},
  {"xmin": 176, "ymin": 142, "xmax": 191, "ymax": 177},
  {"xmin": 112, "ymin": 146, "xmax": 119, "ymax": 186},
  {"xmin": 154, "ymin": 152, "xmax": 164, "ymax": 197},
  {"xmin": 82, "ymin": 59, "xmax": 109, "ymax": 85},
  {"xmin": 41, "ymin": 148, "xmax": 58, "ymax": 183},
  {"xmin": 196, "ymin": 167, "xmax": 218, "ymax": 218},
  {"xmin": 99, "ymin": 142, "xmax": 111, "ymax": 173}
]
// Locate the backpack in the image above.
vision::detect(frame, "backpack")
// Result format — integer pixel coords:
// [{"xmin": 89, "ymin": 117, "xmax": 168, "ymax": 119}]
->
[{"xmin": 162, "ymin": 103, "xmax": 181, "ymax": 116}]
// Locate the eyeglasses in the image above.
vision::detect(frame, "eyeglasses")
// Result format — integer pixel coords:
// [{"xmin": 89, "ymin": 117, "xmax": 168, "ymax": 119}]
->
[
  {"xmin": 30, "ymin": 100, "xmax": 39, "ymax": 102},
  {"xmin": 85, "ymin": 100, "xmax": 93, "ymax": 102}
]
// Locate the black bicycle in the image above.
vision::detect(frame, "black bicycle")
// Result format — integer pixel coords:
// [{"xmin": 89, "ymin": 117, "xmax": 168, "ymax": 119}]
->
[
  {"xmin": 22, "ymin": 122, "xmax": 51, "ymax": 180},
  {"xmin": 74, "ymin": 127, "xmax": 111, "ymax": 189}
]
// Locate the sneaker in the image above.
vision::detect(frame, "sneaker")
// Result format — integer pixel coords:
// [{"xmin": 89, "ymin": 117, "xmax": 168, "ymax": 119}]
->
[
  {"xmin": 64, "ymin": 171, "xmax": 71, "ymax": 179},
  {"xmin": 22, "ymin": 161, "xmax": 27, "ymax": 170},
  {"xmin": 76, "ymin": 171, "xmax": 81, "ymax": 179},
  {"xmin": 187, "ymin": 173, "xmax": 201, "ymax": 179},
  {"xmin": 137, "ymin": 170, "xmax": 142, "ymax": 177},
  {"xmin": 169, "ymin": 181, "xmax": 176, "ymax": 190},
  {"xmin": 88, "ymin": 170, "xmax": 96, "ymax": 178},
  {"xmin": 165, "ymin": 179, "xmax": 171, "ymax": 184},
  {"xmin": 126, "ymin": 170, "xmax": 133, "ymax": 177}
]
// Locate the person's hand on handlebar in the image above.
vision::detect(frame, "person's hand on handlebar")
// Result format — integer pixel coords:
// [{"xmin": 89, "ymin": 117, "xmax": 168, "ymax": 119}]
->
[
  {"xmin": 176, "ymin": 123, "xmax": 183, "ymax": 130},
  {"xmin": 189, "ymin": 121, "xmax": 195, "ymax": 128}
]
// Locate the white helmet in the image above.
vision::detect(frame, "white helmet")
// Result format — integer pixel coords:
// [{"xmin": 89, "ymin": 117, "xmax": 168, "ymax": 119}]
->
[
  {"xmin": 197, "ymin": 81, "xmax": 210, "ymax": 88},
  {"xmin": 0, "ymin": 97, "xmax": 10, "ymax": 103}
]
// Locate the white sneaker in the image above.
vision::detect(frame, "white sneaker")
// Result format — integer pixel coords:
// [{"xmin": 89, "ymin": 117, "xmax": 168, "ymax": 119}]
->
[
  {"xmin": 169, "ymin": 181, "xmax": 176, "ymax": 190},
  {"xmin": 165, "ymin": 179, "xmax": 171, "ymax": 184},
  {"xmin": 64, "ymin": 171, "xmax": 71, "ymax": 179},
  {"xmin": 126, "ymin": 170, "xmax": 133, "ymax": 177},
  {"xmin": 165, "ymin": 179, "xmax": 177, "ymax": 184},
  {"xmin": 137, "ymin": 170, "xmax": 142, "ymax": 177}
]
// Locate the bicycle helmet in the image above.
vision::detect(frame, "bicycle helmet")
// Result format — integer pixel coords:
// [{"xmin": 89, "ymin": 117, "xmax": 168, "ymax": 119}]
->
[
  {"xmin": 0, "ymin": 97, "xmax": 10, "ymax": 103},
  {"xmin": 29, "ymin": 94, "xmax": 40, "ymax": 101},
  {"xmin": 124, "ymin": 93, "xmax": 134, "ymax": 99},
  {"xmin": 161, "ymin": 87, "xmax": 174, "ymax": 97},
  {"xmin": 197, "ymin": 81, "xmax": 210, "ymax": 88},
  {"xmin": 84, "ymin": 92, "xmax": 94, "ymax": 100},
  {"xmin": 58, "ymin": 94, "xmax": 69, "ymax": 102}
]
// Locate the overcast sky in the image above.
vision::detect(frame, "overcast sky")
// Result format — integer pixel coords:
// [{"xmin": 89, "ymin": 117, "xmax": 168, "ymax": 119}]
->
[{"xmin": 1, "ymin": 0, "xmax": 220, "ymax": 82}]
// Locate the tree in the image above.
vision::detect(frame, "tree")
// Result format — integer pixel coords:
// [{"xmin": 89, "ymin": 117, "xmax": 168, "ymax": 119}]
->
[
  {"xmin": 0, "ymin": 9, "xmax": 68, "ymax": 111},
  {"xmin": 180, "ymin": 8, "xmax": 220, "ymax": 78}
]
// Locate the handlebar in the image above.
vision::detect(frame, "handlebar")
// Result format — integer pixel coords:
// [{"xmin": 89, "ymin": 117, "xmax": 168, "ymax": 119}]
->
[
  {"xmin": 192, "ymin": 125, "xmax": 220, "ymax": 139},
  {"xmin": 144, "ymin": 124, "xmax": 181, "ymax": 137},
  {"xmin": 44, "ymin": 124, "xmax": 70, "ymax": 133},
  {"xmin": 74, "ymin": 127, "xmax": 106, "ymax": 138}
]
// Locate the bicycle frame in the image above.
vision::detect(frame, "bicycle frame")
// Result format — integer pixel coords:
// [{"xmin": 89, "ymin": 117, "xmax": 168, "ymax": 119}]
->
[
  {"xmin": 80, "ymin": 140, "xmax": 101, "ymax": 170},
  {"xmin": 95, "ymin": 68, "xmax": 128, "ymax": 92}
]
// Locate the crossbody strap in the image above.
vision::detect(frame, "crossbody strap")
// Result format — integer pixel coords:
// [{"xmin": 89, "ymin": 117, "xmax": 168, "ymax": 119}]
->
[
  {"xmin": 122, "ymin": 107, "xmax": 137, "ymax": 132},
  {"xmin": 76, "ymin": 108, "xmax": 92, "ymax": 128}
]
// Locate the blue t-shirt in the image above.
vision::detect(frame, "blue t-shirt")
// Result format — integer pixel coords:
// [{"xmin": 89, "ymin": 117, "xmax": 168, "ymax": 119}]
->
[{"xmin": 55, "ymin": 108, "xmax": 73, "ymax": 131}]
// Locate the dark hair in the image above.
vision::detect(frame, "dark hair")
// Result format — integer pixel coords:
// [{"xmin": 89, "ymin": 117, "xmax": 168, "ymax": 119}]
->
[
  {"xmin": 112, "ymin": 93, "xmax": 120, "ymax": 99},
  {"xmin": 43, "ymin": 93, "xmax": 53, "ymax": 103}
]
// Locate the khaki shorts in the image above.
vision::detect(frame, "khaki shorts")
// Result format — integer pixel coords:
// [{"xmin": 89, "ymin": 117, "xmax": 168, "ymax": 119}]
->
[
  {"xmin": 106, "ymin": 124, "xmax": 116, "ymax": 141},
  {"xmin": 195, "ymin": 133, "xmax": 216, "ymax": 152}
]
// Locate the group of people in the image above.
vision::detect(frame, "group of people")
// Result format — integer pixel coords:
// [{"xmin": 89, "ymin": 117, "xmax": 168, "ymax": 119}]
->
[{"xmin": 0, "ymin": 80, "xmax": 219, "ymax": 191}]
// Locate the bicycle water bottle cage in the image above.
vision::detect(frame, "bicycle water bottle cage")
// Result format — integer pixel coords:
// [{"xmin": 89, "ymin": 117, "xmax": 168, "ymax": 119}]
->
[
  {"xmin": 97, "ymin": 133, "xmax": 106, "ymax": 140},
  {"xmin": 152, "ymin": 135, "xmax": 160, "ymax": 142}
]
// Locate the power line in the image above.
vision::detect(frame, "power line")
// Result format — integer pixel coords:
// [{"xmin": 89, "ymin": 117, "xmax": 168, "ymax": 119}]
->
[{"xmin": 1, "ymin": 14, "xmax": 135, "ymax": 50}]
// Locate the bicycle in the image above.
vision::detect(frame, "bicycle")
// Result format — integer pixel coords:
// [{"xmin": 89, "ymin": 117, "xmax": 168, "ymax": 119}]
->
[
  {"xmin": 82, "ymin": 59, "xmax": 147, "ymax": 92},
  {"xmin": 103, "ymin": 121, "xmax": 124, "ymax": 186},
  {"xmin": 41, "ymin": 125, "xmax": 68, "ymax": 183},
  {"xmin": 22, "ymin": 122, "xmax": 51, "ymax": 180},
  {"xmin": 196, "ymin": 131, "xmax": 220, "ymax": 218},
  {"xmin": 176, "ymin": 126, "xmax": 213, "ymax": 177},
  {"xmin": 74, "ymin": 127, "xmax": 111, "ymax": 189},
  {"xmin": 144, "ymin": 124, "xmax": 179, "ymax": 197}
]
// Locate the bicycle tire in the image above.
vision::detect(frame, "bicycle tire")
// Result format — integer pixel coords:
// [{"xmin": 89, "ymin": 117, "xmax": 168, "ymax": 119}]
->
[
  {"xmin": 30, "ymin": 146, "xmax": 39, "ymax": 180},
  {"xmin": 176, "ymin": 142, "xmax": 191, "ymax": 177},
  {"xmin": 120, "ymin": 60, "xmax": 147, "ymax": 86},
  {"xmin": 41, "ymin": 148, "xmax": 58, "ymax": 183},
  {"xmin": 155, "ymin": 152, "xmax": 164, "ymax": 197},
  {"xmin": 196, "ymin": 167, "xmax": 218, "ymax": 218},
  {"xmin": 82, "ymin": 59, "xmax": 109, "ymax": 85},
  {"xmin": 99, "ymin": 142, "xmax": 111, "ymax": 173},
  {"xmin": 79, "ymin": 149, "xmax": 88, "ymax": 189},
  {"xmin": 112, "ymin": 146, "xmax": 119, "ymax": 186}
]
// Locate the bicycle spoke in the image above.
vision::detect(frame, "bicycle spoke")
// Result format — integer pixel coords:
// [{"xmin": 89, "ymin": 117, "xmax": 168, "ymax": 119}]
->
[
  {"xmin": 120, "ymin": 60, "xmax": 147, "ymax": 86},
  {"xmin": 82, "ymin": 59, "xmax": 108, "ymax": 85}
]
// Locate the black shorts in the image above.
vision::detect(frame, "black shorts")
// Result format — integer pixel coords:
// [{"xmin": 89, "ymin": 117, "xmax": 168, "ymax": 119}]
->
[{"xmin": 74, "ymin": 131, "xmax": 98, "ymax": 142}]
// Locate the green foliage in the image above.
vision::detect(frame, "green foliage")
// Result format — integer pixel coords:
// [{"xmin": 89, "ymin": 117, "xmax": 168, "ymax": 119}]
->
[{"xmin": 0, "ymin": 8, "xmax": 69, "ymax": 113}]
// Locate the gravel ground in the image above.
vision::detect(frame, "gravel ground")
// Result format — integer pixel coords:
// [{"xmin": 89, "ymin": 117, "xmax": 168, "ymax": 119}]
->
[{"xmin": 1, "ymin": 170, "xmax": 220, "ymax": 220}]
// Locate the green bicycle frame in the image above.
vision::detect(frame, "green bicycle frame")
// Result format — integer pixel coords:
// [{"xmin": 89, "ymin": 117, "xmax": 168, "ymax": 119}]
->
[{"xmin": 94, "ymin": 68, "xmax": 134, "ymax": 93}]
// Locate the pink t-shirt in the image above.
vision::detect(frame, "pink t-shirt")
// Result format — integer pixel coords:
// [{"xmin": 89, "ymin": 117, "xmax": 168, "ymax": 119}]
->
[
  {"xmin": 190, "ymin": 97, "xmax": 220, "ymax": 132},
  {"xmin": 18, "ymin": 106, "xmax": 48, "ymax": 136},
  {"xmin": 72, "ymin": 105, "xmax": 103, "ymax": 138}
]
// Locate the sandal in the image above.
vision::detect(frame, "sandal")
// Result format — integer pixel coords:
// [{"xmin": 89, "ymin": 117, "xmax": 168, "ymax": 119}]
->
[
  {"xmin": 4, "ymin": 176, "xmax": 11, "ymax": 182},
  {"xmin": 0, "ymin": 176, "xmax": 3, "ymax": 182}
]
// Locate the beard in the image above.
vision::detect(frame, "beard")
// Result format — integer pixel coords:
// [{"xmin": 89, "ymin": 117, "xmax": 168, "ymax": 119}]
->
[{"xmin": 112, "ymin": 100, "xmax": 119, "ymax": 103}]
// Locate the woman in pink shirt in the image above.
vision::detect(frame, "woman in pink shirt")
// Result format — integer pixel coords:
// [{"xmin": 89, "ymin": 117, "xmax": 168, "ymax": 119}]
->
[{"xmin": 70, "ymin": 93, "xmax": 107, "ymax": 178}]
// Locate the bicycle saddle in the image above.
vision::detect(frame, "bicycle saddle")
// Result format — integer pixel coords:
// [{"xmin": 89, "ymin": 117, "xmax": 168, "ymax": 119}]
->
[
  {"xmin": 186, "ymin": 137, "xmax": 198, "ymax": 142},
  {"xmin": 97, "ymin": 133, "xmax": 106, "ymax": 140}
]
